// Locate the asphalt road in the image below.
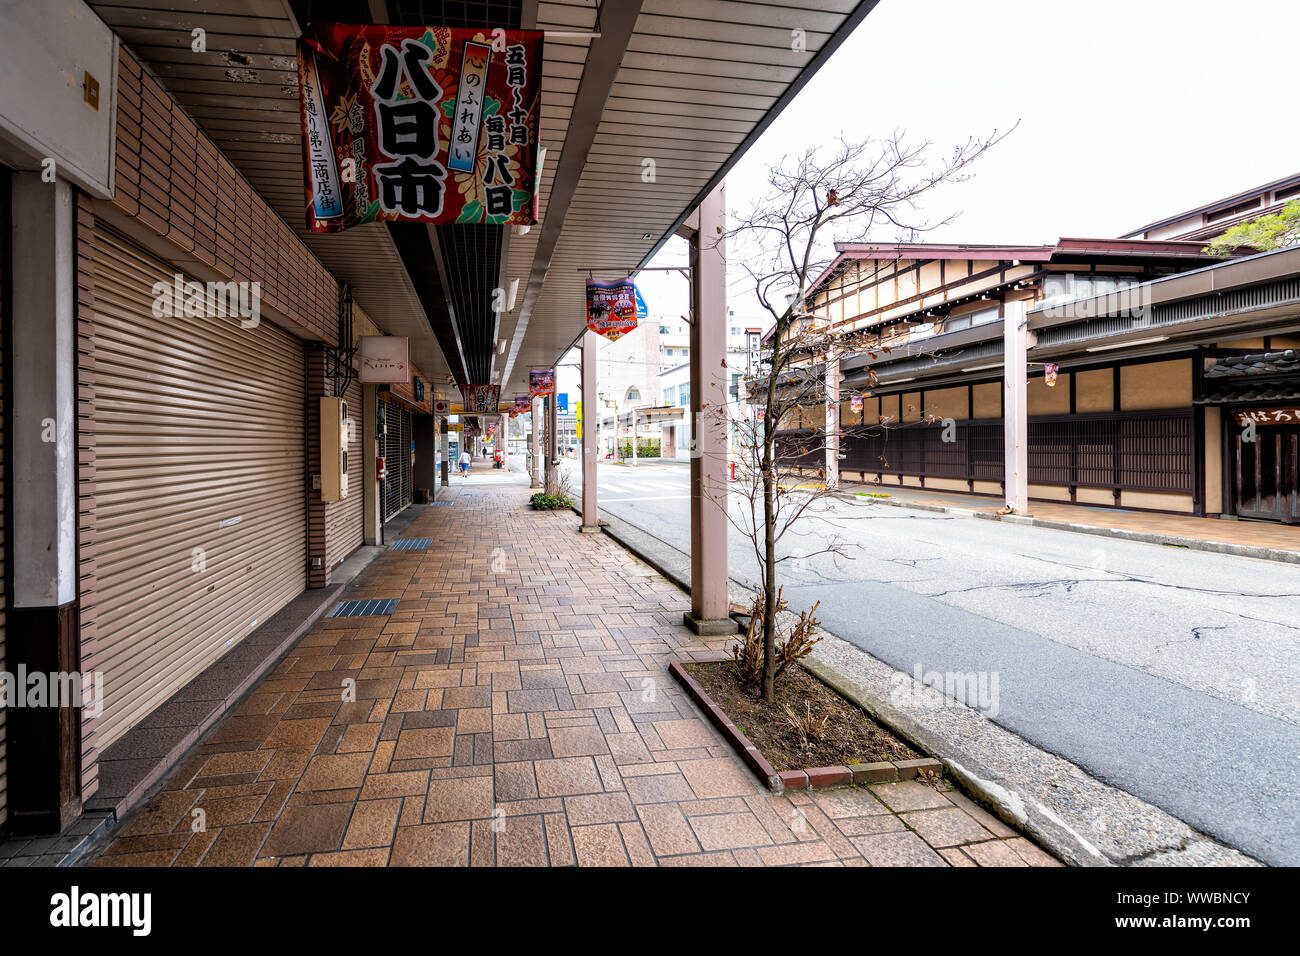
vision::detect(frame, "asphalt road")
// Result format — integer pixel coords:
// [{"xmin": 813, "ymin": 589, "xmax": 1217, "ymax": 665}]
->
[{"xmin": 565, "ymin": 459, "xmax": 1300, "ymax": 866}]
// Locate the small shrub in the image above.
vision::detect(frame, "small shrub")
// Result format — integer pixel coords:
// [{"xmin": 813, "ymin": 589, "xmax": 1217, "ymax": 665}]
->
[
  {"xmin": 732, "ymin": 589, "xmax": 821, "ymax": 694},
  {"xmin": 616, "ymin": 439, "xmax": 661, "ymax": 458},
  {"xmin": 774, "ymin": 600, "xmax": 822, "ymax": 684},
  {"xmin": 731, "ymin": 592, "xmax": 765, "ymax": 687},
  {"xmin": 530, "ymin": 492, "xmax": 573, "ymax": 510}
]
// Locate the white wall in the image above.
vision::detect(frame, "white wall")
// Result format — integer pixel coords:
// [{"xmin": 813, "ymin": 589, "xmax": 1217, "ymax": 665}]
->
[{"xmin": 0, "ymin": 0, "xmax": 118, "ymax": 197}]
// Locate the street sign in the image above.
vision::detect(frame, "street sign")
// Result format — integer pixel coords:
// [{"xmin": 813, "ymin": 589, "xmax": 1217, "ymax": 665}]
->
[{"xmin": 358, "ymin": 335, "xmax": 411, "ymax": 383}]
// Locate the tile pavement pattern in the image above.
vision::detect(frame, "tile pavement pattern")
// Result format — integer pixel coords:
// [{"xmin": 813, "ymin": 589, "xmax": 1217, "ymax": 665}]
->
[{"xmin": 91, "ymin": 472, "xmax": 1058, "ymax": 867}]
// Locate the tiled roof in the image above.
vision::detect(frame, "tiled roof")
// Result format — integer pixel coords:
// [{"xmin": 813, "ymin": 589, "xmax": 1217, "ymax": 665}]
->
[
  {"xmin": 1198, "ymin": 381, "xmax": 1300, "ymax": 404},
  {"xmin": 1204, "ymin": 349, "xmax": 1300, "ymax": 379}
]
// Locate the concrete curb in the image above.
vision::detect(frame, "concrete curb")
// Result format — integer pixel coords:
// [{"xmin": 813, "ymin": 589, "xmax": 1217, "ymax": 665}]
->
[{"xmin": 836, "ymin": 491, "xmax": 1300, "ymax": 565}]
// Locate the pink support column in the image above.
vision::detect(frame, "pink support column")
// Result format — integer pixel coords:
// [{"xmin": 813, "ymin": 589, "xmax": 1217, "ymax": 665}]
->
[
  {"xmin": 530, "ymin": 396, "xmax": 542, "ymax": 488},
  {"xmin": 580, "ymin": 330, "xmax": 600, "ymax": 531},
  {"xmin": 824, "ymin": 353, "xmax": 841, "ymax": 487},
  {"xmin": 1003, "ymin": 299, "xmax": 1033, "ymax": 515},
  {"xmin": 685, "ymin": 181, "xmax": 736, "ymax": 635}
]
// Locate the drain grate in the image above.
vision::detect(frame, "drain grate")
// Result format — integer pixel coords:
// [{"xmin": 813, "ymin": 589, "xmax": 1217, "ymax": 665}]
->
[
  {"xmin": 327, "ymin": 598, "xmax": 400, "ymax": 618},
  {"xmin": 388, "ymin": 538, "xmax": 433, "ymax": 551},
  {"xmin": 428, "ymin": 501, "xmax": 453, "ymax": 506}
]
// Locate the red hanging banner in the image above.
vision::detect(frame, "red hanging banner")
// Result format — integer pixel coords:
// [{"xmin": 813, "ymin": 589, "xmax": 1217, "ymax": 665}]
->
[
  {"xmin": 296, "ymin": 23, "xmax": 544, "ymax": 232},
  {"xmin": 585, "ymin": 276, "xmax": 647, "ymax": 342},
  {"xmin": 529, "ymin": 370, "xmax": 555, "ymax": 397},
  {"xmin": 459, "ymin": 383, "xmax": 500, "ymax": 413}
]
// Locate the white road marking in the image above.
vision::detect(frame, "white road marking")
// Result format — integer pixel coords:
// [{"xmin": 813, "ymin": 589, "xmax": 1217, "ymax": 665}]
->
[{"xmin": 599, "ymin": 495, "xmax": 690, "ymax": 502}]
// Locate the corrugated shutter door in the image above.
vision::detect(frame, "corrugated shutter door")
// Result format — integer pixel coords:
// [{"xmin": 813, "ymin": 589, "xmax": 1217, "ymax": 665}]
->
[
  {"xmin": 325, "ymin": 376, "xmax": 363, "ymax": 567},
  {"xmin": 91, "ymin": 227, "xmax": 307, "ymax": 748},
  {"xmin": 401, "ymin": 409, "xmax": 413, "ymax": 506},
  {"xmin": 383, "ymin": 400, "xmax": 400, "ymax": 519}
]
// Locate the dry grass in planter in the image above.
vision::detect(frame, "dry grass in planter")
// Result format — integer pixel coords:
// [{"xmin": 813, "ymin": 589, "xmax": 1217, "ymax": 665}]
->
[{"xmin": 682, "ymin": 659, "xmax": 919, "ymax": 773}]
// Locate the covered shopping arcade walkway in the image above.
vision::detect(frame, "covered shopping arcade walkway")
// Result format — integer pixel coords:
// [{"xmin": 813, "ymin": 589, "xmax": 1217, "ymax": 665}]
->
[{"xmin": 0, "ymin": 0, "xmax": 886, "ymax": 857}]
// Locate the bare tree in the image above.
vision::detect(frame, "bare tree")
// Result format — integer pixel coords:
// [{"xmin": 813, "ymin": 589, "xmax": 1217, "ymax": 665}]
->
[{"xmin": 718, "ymin": 129, "xmax": 1012, "ymax": 703}]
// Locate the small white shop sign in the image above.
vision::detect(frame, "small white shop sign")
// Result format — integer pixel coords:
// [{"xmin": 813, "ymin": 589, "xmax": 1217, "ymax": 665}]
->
[
  {"xmin": 358, "ymin": 335, "xmax": 411, "ymax": 384},
  {"xmin": 1233, "ymin": 407, "xmax": 1300, "ymax": 426}
]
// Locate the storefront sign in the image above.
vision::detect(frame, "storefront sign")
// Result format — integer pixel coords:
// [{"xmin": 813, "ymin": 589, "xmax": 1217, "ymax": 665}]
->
[
  {"xmin": 358, "ymin": 335, "xmax": 411, "ymax": 383},
  {"xmin": 850, "ymin": 394, "xmax": 863, "ymax": 413},
  {"xmin": 530, "ymin": 369, "xmax": 554, "ymax": 397},
  {"xmin": 296, "ymin": 23, "xmax": 544, "ymax": 232},
  {"xmin": 1234, "ymin": 406, "xmax": 1300, "ymax": 426},
  {"xmin": 585, "ymin": 276, "xmax": 647, "ymax": 341},
  {"xmin": 459, "ymin": 383, "xmax": 500, "ymax": 413},
  {"xmin": 1044, "ymin": 363, "xmax": 1059, "ymax": 387},
  {"xmin": 513, "ymin": 394, "xmax": 531, "ymax": 413},
  {"xmin": 433, "ymin": 398, "xmax": 450, "ymax": 414}
]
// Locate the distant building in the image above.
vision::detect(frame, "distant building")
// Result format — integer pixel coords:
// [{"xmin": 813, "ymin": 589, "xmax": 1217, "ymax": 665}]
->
[
  {"xmin": 596, "ymin": 309, "xmax": 771, "ymax": 458},
  {"xmin": 1121, "ymin": 172, "xmax": 1300, "ymax": 242}
]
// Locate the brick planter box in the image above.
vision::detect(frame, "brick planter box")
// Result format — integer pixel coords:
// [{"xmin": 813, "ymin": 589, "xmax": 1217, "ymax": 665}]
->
[{"xmin": 668, "ymin": 660, "xmax": 942, "ymax": 793}]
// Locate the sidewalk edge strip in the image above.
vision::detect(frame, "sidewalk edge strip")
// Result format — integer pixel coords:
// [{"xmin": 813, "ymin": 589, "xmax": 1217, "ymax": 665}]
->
[{"xmin": 835, "ymin": 491, "xmax": 1300, "ymax": 565}]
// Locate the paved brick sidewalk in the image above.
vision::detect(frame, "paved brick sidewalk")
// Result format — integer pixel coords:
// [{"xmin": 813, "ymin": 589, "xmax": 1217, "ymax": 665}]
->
[{"xmin": 90, "ymin": 473, "xmax": 1057, "ymax": 867}]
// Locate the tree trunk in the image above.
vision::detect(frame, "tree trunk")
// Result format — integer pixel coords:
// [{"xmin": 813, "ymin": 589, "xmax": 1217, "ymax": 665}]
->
[
  {"xmin": 761, "ymin": 449, "xmax": 778, "ymax": 702},
  {"xmin": 760, "ymin": 318, "xmax": 785, "ymax": 703}
]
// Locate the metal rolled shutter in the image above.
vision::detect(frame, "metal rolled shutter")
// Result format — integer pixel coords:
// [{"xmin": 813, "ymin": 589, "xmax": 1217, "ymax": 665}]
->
[
  {"xmin": 91, "ymin": 226, "xmax": 307, "ymax": 748},
  {"xmin": 401, "ymin": 409, "xmax": 413, "ymax": 506},
  {"xmin": 325, "ymin": 376, "xmax": 363, "ymax": 566},
  {"xmin": 383, "ymin": 400, "xmax": 401, "ymax": 519}
]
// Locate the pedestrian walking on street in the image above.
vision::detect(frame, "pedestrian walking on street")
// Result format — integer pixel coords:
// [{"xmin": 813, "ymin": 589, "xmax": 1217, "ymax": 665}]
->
[{"xmin": 459, "ymin": 449, "xmax": 471, "ymax": 475}]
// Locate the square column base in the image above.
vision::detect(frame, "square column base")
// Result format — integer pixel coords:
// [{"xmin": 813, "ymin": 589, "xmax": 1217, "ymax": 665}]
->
[
  {"xmin": 682, "ymin": 611, "xmax": 739, "ymax": 636},
  {"xmin": 578, "ymin": 525, "xmax": 601, "ymax": 534}
]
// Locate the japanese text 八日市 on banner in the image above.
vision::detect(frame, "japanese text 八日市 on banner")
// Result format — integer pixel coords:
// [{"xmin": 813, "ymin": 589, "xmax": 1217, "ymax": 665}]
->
[
  {"xmin": 586, "ymin": 276, "xmax": 647, "ymax": 342},
  {"xmin": 297, "ymin": 23, "xmax": 544, "ymax": 232},
  {"xmin": 460, "ymin": 383, "xmax": 500, "ymax": 414}
]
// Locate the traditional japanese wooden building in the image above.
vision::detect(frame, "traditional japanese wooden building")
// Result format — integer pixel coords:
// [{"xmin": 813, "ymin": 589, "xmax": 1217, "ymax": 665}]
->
[{"xmin": 787, "ymin": 176, "xmax": 1300, "ymax": 523}]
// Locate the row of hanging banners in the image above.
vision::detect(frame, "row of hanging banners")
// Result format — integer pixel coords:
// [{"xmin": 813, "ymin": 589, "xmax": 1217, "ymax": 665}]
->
[
  {"xmin": 508, "ymin": 277, "xmax": 649, "ymax": 414},
  {"xmin": 294, "ymin": 24, "xmax": 658, "ymax": 413},
  {"xmin": 297, "ymin": 23, "xmax": 544, "ymax": 414}
]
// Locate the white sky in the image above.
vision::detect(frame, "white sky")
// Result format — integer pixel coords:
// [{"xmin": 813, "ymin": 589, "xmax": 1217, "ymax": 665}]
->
[{"xmin": 627, "ymin": 0, "xmax": 1299, "ymax": 330}]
